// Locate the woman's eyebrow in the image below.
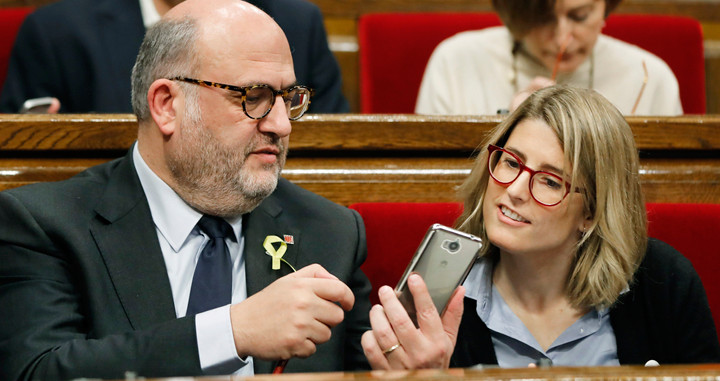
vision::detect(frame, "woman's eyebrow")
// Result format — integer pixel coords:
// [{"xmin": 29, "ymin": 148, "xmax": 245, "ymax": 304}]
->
[{"xmin": 505, "ymin": 146, "xmax": 565, "ymax": 175}]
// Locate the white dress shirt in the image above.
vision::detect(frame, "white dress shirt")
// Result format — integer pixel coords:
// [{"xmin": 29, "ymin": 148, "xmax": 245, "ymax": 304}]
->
[
  {"xmin": 133, "ymin": 145, "xmax": 253, "ymax": 376},
  {"xmin": 138, "ymin": 0, "xmax": 160, "ymax": 28}
]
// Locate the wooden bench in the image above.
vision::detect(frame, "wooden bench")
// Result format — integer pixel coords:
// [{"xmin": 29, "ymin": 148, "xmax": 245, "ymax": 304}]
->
[{"xmin": 0, "ymin": 114, "xmax": 718, "ymax": 205}]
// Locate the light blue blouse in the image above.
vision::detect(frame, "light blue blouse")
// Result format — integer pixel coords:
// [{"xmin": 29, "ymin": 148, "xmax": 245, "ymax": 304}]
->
[{"xmin": 463, "ymin": 258, "xmax": 620, "ymax": 367}]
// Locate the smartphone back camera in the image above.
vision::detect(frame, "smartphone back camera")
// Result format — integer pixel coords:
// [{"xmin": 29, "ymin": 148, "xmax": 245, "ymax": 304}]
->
[{"xmin": 441, "ymin": 238, "xmax": 461, "ymax": 254}]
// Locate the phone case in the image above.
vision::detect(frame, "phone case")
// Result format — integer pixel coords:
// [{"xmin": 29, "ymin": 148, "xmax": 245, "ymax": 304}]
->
[
  {"xmin": 20, "ymin": 97, "xmax": 55, "ymax": 114},
  {"xmin": 395, "ymin": 223, "xmax": 482, "ymax": 325}
]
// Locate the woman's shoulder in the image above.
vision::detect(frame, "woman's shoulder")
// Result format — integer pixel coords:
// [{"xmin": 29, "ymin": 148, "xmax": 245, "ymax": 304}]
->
[
  {"xmin": 641, "ymin": 238, "xmax": 693, "ymax": 268},
  {"xmin": 595, "ymin": 35, "xmax": 675, "ymax": 75},
  {"xmin": 634, "ymin": 238, "xmax": 699, "ymax": 286}
]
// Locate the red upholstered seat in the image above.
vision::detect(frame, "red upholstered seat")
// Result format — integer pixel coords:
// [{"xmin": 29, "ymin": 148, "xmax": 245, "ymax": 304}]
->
[
  {"xmin": 351, "ymin": 202, "xmax": 463, "ymax": 306},
  {"xmin": 350, "ymin": 202, "xmax": 720, "ymax": 335},
  {"xmin": 645, "ymin": 203, "xmax": 720, "ymax": 333},
  {"xmin": 358, "ymin": 13, "xmax": 502, "ymax": 114},
  {"xmin": 358, "ymin": 13, "xmax": 705, "ymax": 114},
  {"xmin": 0, "ymin": 7, "xmax": 34, "ymax": 92},
  {"xmin": 603, "ymin": 14, "xmax": 706, "ymax": 114}
]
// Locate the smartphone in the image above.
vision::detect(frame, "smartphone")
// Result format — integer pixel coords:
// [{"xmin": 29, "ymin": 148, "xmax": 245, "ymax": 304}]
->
[
  {"xmin": 19, "ymin": 97, "xmax": 55, "ymax": 114},
  {"xmin": 395, "ymin": 224, "xmax": 482, "ymax": 325}
]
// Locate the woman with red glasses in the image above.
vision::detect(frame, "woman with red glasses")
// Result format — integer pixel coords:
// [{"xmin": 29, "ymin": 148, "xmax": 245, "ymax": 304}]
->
[{"xmin": 362, "ymin": 85, "xmax": 718, "ymax": 369}]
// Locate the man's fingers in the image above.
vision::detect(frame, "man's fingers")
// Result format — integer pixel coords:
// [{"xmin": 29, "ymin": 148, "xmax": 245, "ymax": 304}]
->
[
  {"xmin": 293, "ymin": 263, "xmax": 339, "ymax": 280},
  {"xmin": 48, "ymin": 98, "xmax": 61, "ymax": 114},
  {"xmin": 288, "ymin": 265, "xmax": 353, "ymax": 310},
  {"xmin": 311, "ymin": 278, "xmax": 355, "ymax": 310}
]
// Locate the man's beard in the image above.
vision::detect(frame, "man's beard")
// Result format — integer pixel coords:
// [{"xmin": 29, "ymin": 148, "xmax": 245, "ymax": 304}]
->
[{"xmin": 167, "ymin": 110, "xmax": 286, "ymax": 218}]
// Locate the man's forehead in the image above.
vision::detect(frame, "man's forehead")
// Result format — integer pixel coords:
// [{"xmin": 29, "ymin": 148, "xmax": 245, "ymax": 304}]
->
[
  {"xmin": 198, "ymin": 49, "xmax": 295, "ymax": 88},
  {"xmin": 197, "ymin": 12, "xmax": 291, "ymax": 62}
]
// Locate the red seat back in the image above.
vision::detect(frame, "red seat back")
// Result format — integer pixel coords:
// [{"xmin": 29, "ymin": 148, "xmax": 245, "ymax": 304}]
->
[
  {"xmin": 646, "ymin": 203, "xmax": 720, "ymax": 333},
  {"xmin": 603, "ymin": 14, "xmax": 705, "ymax": 114},
  {"xmin": 350, "ymin": 202, "xmax": 720, "ymax": 335},
  {"xmin": 0, "ymin": 7, "xmax": 34, "ymax": 92},
  {"xmin": 358, "ymin": 13, "xmax": 705, "ymax": 114},
  {"xmin": 358, "ymin": 13, "xmax": 501, "ymax": 114}
]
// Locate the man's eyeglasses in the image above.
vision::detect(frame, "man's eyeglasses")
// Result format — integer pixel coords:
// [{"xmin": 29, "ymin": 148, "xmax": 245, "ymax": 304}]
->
[
  {"xmin": 487, "ymin": 144, "xmax": 577, "ymax": 206},
  {"xmin": 170, "ymin": 77, "xmax": 313, "ymax": 121}
]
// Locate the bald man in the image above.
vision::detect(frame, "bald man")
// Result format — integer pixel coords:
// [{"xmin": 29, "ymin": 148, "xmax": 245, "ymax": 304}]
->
[{"xmin": 0, "ymin": 1, "xmax": 370, "ymax": 379}]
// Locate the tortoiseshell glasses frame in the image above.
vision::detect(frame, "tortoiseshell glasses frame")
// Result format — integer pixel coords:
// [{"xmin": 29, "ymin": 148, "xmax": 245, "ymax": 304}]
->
[{"xmin": 170, "ymin": 77, "xmax": 313, "ymax": 121}]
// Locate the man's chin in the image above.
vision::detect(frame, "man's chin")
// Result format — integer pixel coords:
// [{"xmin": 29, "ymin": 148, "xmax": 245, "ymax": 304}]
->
[{"xmin": 239, "ymin": 172, "xmax": 279, "ymax": 197}]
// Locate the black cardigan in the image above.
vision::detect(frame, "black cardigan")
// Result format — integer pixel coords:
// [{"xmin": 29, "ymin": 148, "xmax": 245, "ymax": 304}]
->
[{"xmin": 452, "ymin": 238, "xmax": 720, "ymax": 366}]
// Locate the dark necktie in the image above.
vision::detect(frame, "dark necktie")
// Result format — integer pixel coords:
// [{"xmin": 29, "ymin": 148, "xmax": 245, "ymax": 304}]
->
[{"xmin": 186, "ymin": 215, "xmax": 235, "ymax": 316}]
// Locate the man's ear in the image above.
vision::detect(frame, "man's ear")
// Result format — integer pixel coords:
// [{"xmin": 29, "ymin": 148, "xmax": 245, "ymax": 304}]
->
[{"xmin": 147, "ymin": 79, "xmax": 180, "ymax": 136}]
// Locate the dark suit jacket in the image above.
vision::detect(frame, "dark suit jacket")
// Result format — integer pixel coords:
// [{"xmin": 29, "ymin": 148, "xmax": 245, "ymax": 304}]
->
[
  {"xmin": 0, "ymin": 149, "xmax": 371, "ymax": 380},
  {"xmin": 0, "ymin": 0, "xmax": 348, "ymax": 114},
  {"xmin": 451, "ymin": 238, "xmax": 720, "ymax": 367}
]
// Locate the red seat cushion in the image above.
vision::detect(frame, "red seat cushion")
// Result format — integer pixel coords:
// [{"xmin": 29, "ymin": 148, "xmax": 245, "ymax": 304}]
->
[
  {"xmin": 351, "ymin": 202, "xmax": 462, "ymax": 304},
  {"xmin": 603, "ymin": 14, "xmax": 705, "ymax": 114},
  {"xmin": 646, "ymin": 203, "xmax": 720, "ymax": 333},
  {"xmin": 358, "ymin": 13, "xmax": 501, "ymax": 114},
  {"xmin": 351, "ymin": 202, "xmax": 720, "ymax": 334},
  {"xmin": 0, "ymin": 7, "xmax": 34, "ymax": 92}
]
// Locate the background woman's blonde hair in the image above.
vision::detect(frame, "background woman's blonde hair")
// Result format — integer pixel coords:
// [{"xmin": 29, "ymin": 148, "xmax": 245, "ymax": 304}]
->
[{"xmin": 456, "ymin": 85, "xmax": 647, "ymax": 309}]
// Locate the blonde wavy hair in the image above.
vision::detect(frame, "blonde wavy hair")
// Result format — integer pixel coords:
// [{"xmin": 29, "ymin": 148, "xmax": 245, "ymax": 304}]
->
[{"xmin": 456, "ymin": 85, "xmax": 647, "ymax": 309}]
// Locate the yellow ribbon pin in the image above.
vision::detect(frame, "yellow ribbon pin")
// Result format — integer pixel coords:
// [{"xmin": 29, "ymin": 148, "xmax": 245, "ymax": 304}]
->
[{"xmin": 263, "ymin": 235, "xmax": 295, "ymax": 272}]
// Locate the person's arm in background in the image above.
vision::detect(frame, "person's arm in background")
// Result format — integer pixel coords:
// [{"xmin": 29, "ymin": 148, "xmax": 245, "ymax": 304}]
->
[{"xmin": 303, "ymin": 3, "xmax": 349, "ymax": 113}]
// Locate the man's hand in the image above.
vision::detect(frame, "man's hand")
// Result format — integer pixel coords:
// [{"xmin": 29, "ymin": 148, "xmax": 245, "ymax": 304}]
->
[
  {"xmin": 229, "ymin": 264, "xmax": 354, "ymax": 360},
  {"xmin": 361, "ymin": 274, "xmax": 464, "ymax": 369}
]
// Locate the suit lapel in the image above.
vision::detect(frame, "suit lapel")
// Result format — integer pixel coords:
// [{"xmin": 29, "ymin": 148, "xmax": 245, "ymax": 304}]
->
[
  {"xmin": 90, "ymin": 150, "xmax": 176, "ymax": 330},
  {"xmin": 244, "ymin": 191, "xmax": 302, "ymax": 296},
  {"xmin": 244, "ymin": 187, "xmax": 302, "ymax": 374}
]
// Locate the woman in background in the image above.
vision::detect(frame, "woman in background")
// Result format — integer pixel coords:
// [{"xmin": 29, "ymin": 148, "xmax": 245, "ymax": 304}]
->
[
  {"xmin": 415, "ymin": 0, "xmax": 682, "ymax": 116},
  {"xmin": 363, "ymin": 85, "xmax": 717, "ymax": 369}
]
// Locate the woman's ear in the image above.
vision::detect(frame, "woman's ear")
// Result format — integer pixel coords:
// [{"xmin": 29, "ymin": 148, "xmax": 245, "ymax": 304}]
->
[
  {"xmin": 580, "ymin": 213, "xmax": 593, "ymax": 234},
  {"xmin": 147, "ymin": 79, "xmax": 180, "ymax": 136}
]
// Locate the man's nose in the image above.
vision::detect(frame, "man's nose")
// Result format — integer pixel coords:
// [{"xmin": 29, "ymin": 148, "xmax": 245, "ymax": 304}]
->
[{"xmin": 258, "ymin": 95, "xmax": 292, "ymax": 138}]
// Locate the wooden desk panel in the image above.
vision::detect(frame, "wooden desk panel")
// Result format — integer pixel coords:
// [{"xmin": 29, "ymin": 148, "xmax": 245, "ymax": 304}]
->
[
  {"xmin": 247, "ymin": 364, "xmax": 720, "ymax": 380},
  {"xmin": 0, "ymin": 115, "xmax": 717, "ymax": 204},
  {"xmin": 1, "ymin": 114, "xmax": 719, "ymax": 151},
  {"xmin": 2, "ymin": 156, "xmax": 717, "ymax": 204}
]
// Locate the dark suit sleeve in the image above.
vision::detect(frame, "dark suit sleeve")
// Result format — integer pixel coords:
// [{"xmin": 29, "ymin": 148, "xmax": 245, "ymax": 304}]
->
[
  {"xmin": 0, "ymin": 12, "xmax": 64, "ymax": 113},
  {"xmin": 343, "ymin": 209, "xmax": 372, "ymax": 370},
  {"xmin": 301, "ymin": 4, "xmax": 349, "ymax": 114},
  {"xmin": 0, "ymin": 192, "xmax": 203, "ymax": 381}
]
